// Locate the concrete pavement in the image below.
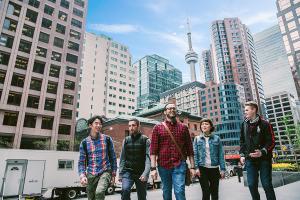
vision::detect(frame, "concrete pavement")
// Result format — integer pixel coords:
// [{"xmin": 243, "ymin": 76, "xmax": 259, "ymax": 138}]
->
[{"xmin": 77, "ymin": 177, "xmax": 300, "ymax": 200}]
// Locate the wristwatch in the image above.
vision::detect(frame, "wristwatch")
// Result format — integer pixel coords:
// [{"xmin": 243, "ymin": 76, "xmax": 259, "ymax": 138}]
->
[{"xmin": 150, "ymin": 167, "xmax": 156, "ymax": 171}]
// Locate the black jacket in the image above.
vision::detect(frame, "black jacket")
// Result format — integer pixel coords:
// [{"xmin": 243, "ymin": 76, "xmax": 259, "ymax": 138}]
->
[{"xmin": 240, "ymin": 115, "xmax": 275, "ymax": 160}]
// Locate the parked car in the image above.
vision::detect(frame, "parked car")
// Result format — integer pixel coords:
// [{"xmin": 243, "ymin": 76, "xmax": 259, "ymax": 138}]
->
[{"xmin": 225, "ymin": 162, "xmax": 236, "ymax": 177}]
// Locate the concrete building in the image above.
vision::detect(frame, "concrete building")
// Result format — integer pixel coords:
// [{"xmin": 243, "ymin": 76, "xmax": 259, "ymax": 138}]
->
[
  {"xmin": 254, "ymin": 25, "xmax": 298, "ymax": 98},
  {"xmin": 201, "ymin": 49, "xmax": 216, "ymax": 83},
  {"xmin": 160, "ymin": 81, "xmax": 205, "ymax": 116},
  {"xmin": 276, "ymin": 0, "xmax": 300, "ymax": 99},
  {"xmin": 134, "ymin": 54, "xmax": 182, "ymax": 109},
  {"xmin": 266, "ymin": 91, "xmax": 300, "ymax": 160},
  {"xmin": 0, "ymin": 0, "xmax": 87, "ymax": 150},
  {"xmin": 78, "ymin": 32, "xmax": 136, "ymax": 119},
  {"xmin": 211, "ymin": 18, "xmax": 266, "ymax": 117}
]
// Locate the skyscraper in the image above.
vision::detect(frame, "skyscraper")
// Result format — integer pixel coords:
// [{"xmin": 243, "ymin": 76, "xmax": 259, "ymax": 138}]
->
[
  {"xmin": 201, "ymin": 49, "xmax": 215, "ymax": 83},
  {"xmin": 276, "ymin": 0, "xmax": 300, "ymax": 99},
  {"xmin": 185, "ymin": 20, "xmax": 198, "ymax": 82},
  {"xmin": 78, "ymin": 32, "xmax": 136, "ymax": 119},
  {"xmin": 254, "ymin": 25, "xmax": 297, "ymax": 98},
  {"xmin": 211, "ymin": 18, "xmax": 266, "ymax": 116},
  {"xmin": 134, "ymin": 54, "xmax": 182, "ymax": 109},
  {"xmin": 0, "ymin": 0, "xmax": 87, "ymax": 150}
]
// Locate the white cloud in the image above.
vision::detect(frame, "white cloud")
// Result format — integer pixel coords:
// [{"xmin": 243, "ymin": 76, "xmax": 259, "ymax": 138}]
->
[
  {"xmin": 88, "ymin": 24, "xmax": 139, "ymax": 34},
  {"xmin": 242, "ymin": 11, "xmax": 277, "ymax": 26},
  {"xmin": 144, "ymin": 0, "xmax": 172, "ymax": 14}
]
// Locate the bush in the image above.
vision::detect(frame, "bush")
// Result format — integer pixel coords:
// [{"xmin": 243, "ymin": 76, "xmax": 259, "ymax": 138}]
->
[{"xmin": 272, "ymin": 163, "xmax": 298, "ymax": 171}]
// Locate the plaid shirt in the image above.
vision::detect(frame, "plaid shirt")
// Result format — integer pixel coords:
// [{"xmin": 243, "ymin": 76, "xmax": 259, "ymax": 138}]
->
[
  {"xmin": 150, "ymin": 120, "xmax": 194, "ymax": 169},
  {"xmin": 78, "ymin": 133, "xmax": 117, "ymax": 177}
]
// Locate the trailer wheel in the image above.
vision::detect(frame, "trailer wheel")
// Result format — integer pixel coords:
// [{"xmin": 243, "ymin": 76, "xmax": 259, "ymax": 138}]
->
[
  {"xmin": 65, "ymin": 188, "xmax": 77, "ymax": 199},
  {"xmin": 106, "ymin": 185, "xmax": 115, "ymax": 195}
]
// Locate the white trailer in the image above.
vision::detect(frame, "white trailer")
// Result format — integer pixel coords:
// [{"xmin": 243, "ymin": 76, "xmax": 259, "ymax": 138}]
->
[{"xmin": 0, "ymin": 149, "xmax": 116, "ymax": 199}]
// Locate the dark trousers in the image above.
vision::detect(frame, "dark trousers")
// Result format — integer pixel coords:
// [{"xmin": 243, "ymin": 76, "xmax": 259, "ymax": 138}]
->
[
  {"xmin": 245, "ymin": 159, "xmax": 276, "ymax": 200},
  {"xmin": 121, "ymin": 172, "xmax": 147, "ymax": 200},
  {"xmin": 198, "ymin": 167, "xmax": 220, "ymax": 200}
]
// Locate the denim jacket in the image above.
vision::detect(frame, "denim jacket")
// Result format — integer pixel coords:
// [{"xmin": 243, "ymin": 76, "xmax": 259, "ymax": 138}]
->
[{"xmin": 193, "ymin": 134, "xmax": 226, "ymax": 171}]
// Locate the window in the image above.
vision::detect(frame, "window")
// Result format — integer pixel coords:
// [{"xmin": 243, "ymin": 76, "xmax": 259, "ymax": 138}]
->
[
  {"xmin": 22, "ymin": 25, "xmax": 35, "ymax": 38},
  {"xmin": 47, "ymin": 81, "xmax": 58, "ymax": 94},
  {"xmin": 0, "ymin": 70, "xmax": 6, "ymax": 84},
  {"xmin": 74, "ymin": 0, "xmax": 84, "ymax": 7},
  {"xmin": 63, "ymin": 94, "xmax": 73, "ymax": 104},
  {"xmin": 53, "ymin": 37, "xmax": 64, "ymax": 48},
  {"xmin": 66, "ymin": 53, "xmax": 78, "ymax": 64},
  {"xmin": 23, "ymin": 115, "xmax": 37, "ymax": 128},
  {"xmin": 73, "ymin": 8, "xmax": 83, "ymax": 17},
  {"xmin": 288, "ymin": 21, "xmax": 296, "ymax": 31},
  {"xmin": 58, "ymin": 160, "xmax": 73, "ymax": 169},
  {"xmin": 0, "ymin": 34, "xmax": 14, "ymax": 48},
  {"xmin": 3, "ymin": 18, "xmax": 18, "ymax": 32},
  {"xmin": 27, "ymin": 95, "xmax": 39, "ymax": 108},
  {"xmin": 68, "ymin": 41, "xmax": 79, "ymax": 51},
  {"xmin": 58, "ymin": 11, "xmax": 67, "ymax": 21},
  {"xmin": 28, "ymin": 0, "xmax": 40, "ymax": 8},
  {"xmin": 61, "ymin": 109, "xmax": 72, "ymax": 119},
  {"xmin": 15, "ymin": 56, "xmax": 28, "ymax": 70},
  {"xmin": 44, "ymin": 98, "xmax": 56, "ymax": 111},
  {"xmin": 18, "ymin": 40, "xmax": 32, "ymax": 54},
  {"xmin": 0, "ymin": 52, "xmax": 10, "ymax": 65},
  {"xmin": 290, "ymin": 31, "xmax": 299, "ymax": 41},
  {"xmin": 41, "ymin": 117, "xmax": 53, "ymax": 129},
  {"xmin": 48, "ymin": 0, "xmax": 56, "ymax": 3},
  {"xmin": 51, "ymin": 51, "xmax": 62, "ymax": 62},
  {"xmin": 59, "ymin": 124, "xmax": 71, "ymax": 135},
  {"xmin": 56, "ymin": 23, "xmax": 66, "ymax": 34},
  {"xmin": 285, "ymin": 11, "xmax": 294, "ymax": 21},
  {"xmin": 33, "ymin": 61, "xmax": 45, "ymax": 74},
  {"xmin": 66, "ymin": 66, "xmax": 76, "ymax": 77},
  {"xmin": 70, "ymin": 29, "xmax": 81, "ymax": 40},
  {"xmin": 39, "ymin": 32, "xmax": 50, "ymax": 43},
  {"xmin": 7, "ymin": 2, "xmax": 21, "ymax": 17},
  {"xmin": 64, "ymin": 80, "xmax": 75, "ymax": 90},
  {"xmin": 44, "ymin": 4, "xmax": 54, "ymax": 16},
  {"xmin": 60, "ymin": 0, "xmax": 69, "ymax": 9},
  {"xmin": 7, "ymin": 92, "xmax": 22, "ymax": 106},
  {"xmin": 11, "ymin": 73, "xmax": 25, "ymax": 87},
  {"xmin": 278, "ymin": 0, "xmax": 291, "ymax": 11},
  {"xmin": 3, "ymin": 112, "xmax": 18, "ymax": 126},
  {"xmin": 49, "ymin": 64, "xmax": 60, "ymax": 77},
  {"xmin": 42, "ymin": 18, "xmax": 52, "ymax": 29},
  {"xmin": 25, "ymin": 9, "xmax": 38, "ymax": 23},
  {"xmin": 36, "ymin": 46, "xmax": 47, "ymax": 57},
  {"xmin": 30, "ymin": 78, "xmax": 42, "ymax": 91},
  {"xmin": 71, "ymin": 18, "xmax": 82, "ymax": 28}
]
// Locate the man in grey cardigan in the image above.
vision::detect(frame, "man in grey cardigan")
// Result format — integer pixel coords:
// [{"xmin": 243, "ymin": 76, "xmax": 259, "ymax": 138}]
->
[{"xmin": 119, "ymin": 118, "xmax": 151, "ymax": 200}]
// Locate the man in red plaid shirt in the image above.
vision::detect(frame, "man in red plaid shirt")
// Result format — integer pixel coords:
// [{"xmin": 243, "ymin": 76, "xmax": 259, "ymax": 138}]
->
[{"xmin": 150, "ymin": 103, "xmax": 195, "ymax": 200}]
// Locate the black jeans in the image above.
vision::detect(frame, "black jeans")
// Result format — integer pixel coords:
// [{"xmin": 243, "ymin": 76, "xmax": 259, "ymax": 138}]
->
[
  {"xmin": 198, "ymin": 167, "xmax": 220, "ymax": 200},
  {"xmin": 245, "ymin": 159, "xmax": 276, "ymax": 200},
  {"xmin": 121, "ymin": 172, "xmax": 147, "ymax": 200}
]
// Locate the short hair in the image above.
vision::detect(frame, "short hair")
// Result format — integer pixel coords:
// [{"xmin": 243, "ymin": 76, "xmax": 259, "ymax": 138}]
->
[
  {"xmin": 128, "ymin": 118, "xmax": 140, "ymax": 126},
  {"xmin": 245, "ymin": 101, "xmax": 259, "ymax": 113},
  {"xmin": 88, "ymin": 115, "xmax": 103, "ymax": 125},
  {"xmin": 199, "ymin": 118, "xmax": 215, "ymax": 132},
  {"xmin": 164, "ymin": 103, "xmax": 175, "ymax": 111}
]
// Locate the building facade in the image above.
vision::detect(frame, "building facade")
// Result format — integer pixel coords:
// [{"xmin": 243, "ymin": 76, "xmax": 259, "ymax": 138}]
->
[
  {"xmin": 276, "ymin": 0, "xmax": 300, "ymax": 99},
  {"xmin": 211, "ymin": 18, "xmax": 266, "ymax": 116},
  {"xmin": 0, "ymin": 0, "xmax": 87, "ymax": 150},
  {"xmin": 160, "ymin": 81, "xmax": 205, "ymax": 116},
  {"xmin": 254, "ymin": 25, "xmax": 298, "ymax": 98},
  {"xmin": 266, "ymin": 91, "xmax": 300, "ymax": 160},
  {"xmin": 134, "ymin": 54, "xmax": 182, "ymax": 109},
  {"xmin": 78, "ymin": 32, "xmax": 136, "ymax": 119},
  {"xmin": 201, "ymin": 49, "xmax": 215, "ymax": 83}
]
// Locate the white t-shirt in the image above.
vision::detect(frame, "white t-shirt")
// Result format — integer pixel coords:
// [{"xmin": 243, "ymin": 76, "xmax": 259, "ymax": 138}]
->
[{"xmin": 204, "ymin": 136, "xmax": 219, "ymax": 168}]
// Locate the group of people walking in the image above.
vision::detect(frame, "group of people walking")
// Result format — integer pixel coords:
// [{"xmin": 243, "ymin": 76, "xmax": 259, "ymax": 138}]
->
[{"xmin": 78, "ymin": 101, "xmax": 276, "ymax": 200}]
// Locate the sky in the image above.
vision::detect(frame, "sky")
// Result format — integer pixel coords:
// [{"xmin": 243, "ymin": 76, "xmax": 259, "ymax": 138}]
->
[{"xmin": 86, "ymin": 0, "xmax": 278, "ymax": 83}]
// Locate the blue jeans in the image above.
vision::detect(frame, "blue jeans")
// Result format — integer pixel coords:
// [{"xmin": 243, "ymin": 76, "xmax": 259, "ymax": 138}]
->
[
  {"xmin": 158, "ymin": 161, "xmax": 186, "ymax": 200},
  {"xmin": 121, "ymin": 171, "xmax": 147, "ymax": 200},
  {"xmin": 245, "ymin": 159, "xmax": 276, "ymax": 200}
]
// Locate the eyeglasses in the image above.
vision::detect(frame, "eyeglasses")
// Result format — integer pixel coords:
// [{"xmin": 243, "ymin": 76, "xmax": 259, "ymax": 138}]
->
[{"xmin": 166, "ymin": 107, "xmax": 176, "ymax": 110}]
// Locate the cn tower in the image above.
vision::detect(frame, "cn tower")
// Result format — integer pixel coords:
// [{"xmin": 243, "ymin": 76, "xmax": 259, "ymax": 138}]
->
[{"xmin": 185, "ymin": 19, "xmax": 198, "ymax": 82}]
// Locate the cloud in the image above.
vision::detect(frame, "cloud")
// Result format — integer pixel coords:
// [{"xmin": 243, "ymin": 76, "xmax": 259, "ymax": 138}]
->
[
  {"xmin": 88, "ymin": 24, "xmax": 139, "ymax": 34},
  {"xmin": 144, "ymin": 0, "xmax": 172, "ymax": 14},
  {"xmin": 242, "ymin": 11, "xmax": 277, "ymax": 26}
]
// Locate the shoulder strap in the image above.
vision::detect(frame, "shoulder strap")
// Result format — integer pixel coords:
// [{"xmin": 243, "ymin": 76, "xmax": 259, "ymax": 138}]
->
[
  {"xmin": 105, "ymin": 135, "xmax": 113, "ymax": 168},
  {"xmin": 162, "ymin": 122, "xmax": 185, "ymax": 160}
]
